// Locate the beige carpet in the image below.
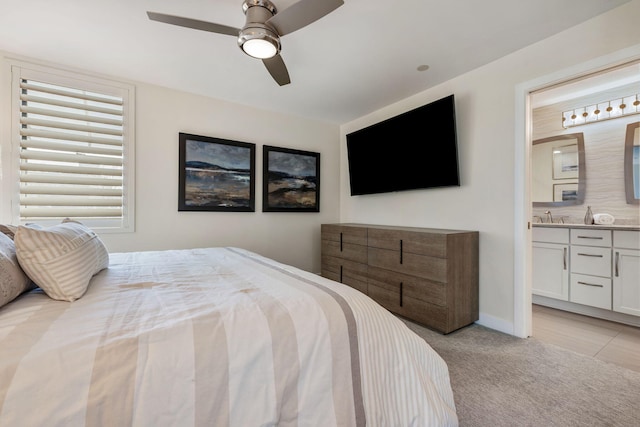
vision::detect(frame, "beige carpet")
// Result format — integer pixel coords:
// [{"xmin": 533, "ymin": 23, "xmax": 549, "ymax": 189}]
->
[{"xmin": 401, "ymin": 319, "xmax": 640, "ymax": 427}]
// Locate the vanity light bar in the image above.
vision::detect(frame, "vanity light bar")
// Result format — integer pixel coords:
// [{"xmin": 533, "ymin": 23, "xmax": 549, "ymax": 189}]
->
[{"xmin": 562, "ymin": 93, "xmax": 640, "ymax": 128}]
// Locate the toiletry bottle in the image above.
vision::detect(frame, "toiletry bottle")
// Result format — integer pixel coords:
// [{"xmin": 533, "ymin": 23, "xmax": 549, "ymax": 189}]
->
[{"xmin": 584, "ymin": 206, "xmax": 594, "ymax": 225}]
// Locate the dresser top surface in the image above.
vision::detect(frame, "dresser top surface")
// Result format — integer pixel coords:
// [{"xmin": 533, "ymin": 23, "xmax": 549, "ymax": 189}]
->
[{"xmin": 323, "ymin": 223, "xmax": 478, "ymax": 235}]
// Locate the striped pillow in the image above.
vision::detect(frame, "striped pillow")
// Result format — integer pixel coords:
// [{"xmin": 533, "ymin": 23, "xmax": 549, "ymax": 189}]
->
[
  {"xmin": 15, "ymin": 221, "xmax": 109, "ymax": 301},
  {"xmin": 0, "ymin": 232, "xmax": 34, "ymax": 308}
]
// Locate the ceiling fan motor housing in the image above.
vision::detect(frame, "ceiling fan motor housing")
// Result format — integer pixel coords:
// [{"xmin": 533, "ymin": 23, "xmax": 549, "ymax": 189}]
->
[{"xmin": 238, "ymin": 0, "xmax": 281, "ymax": 58}]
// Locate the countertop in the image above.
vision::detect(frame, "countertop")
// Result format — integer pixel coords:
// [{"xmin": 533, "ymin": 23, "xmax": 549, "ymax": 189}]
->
[{"xmin": 532, "ymin": 223, "xmax": 640, "ymax": 231}]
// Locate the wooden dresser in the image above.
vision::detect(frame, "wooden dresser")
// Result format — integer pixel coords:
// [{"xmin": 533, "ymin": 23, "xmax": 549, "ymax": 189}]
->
[{"xmin": 321, "ymin": 223, "xmax": 479, "ymax": 334}]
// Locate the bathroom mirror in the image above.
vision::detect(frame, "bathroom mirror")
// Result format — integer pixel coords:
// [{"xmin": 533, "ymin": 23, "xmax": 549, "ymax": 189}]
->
[
  {"xmin": 625, "ymin": 121, "xmax": 639, "ymax": 205},
  {"xmin": 532, "ymin": 133, "xmax": 585, "ymax": 206}
]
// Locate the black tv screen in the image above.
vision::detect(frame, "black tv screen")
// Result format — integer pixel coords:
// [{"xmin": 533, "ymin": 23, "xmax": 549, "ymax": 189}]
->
[{"xmin": 346, "ymin": 94, "xmax": 460, "ymax": 196}]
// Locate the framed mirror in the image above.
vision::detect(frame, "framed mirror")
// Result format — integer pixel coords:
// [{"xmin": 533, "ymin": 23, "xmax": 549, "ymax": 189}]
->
[
  {"xmin": 625, "ymin": 122, "xmax": 639, "ymax": 205},
  {"xmin": 532, "ymin": 133, "xmax": 585, "ymax": 207}
]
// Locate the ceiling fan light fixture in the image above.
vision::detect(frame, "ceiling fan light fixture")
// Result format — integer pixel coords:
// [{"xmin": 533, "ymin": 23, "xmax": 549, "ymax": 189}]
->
[{"xmin": 238, "ymin": 26, "xmax": 280, "ymax": 59}]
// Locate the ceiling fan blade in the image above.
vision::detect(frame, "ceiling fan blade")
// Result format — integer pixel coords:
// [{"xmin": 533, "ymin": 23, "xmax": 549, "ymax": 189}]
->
[
  {"xmin": 147, "ymin": 11, "xmax": 240, "ymax": 37},
  {"xmin": 266, "ymin": 0, "xmax": 344, "ymax": 36},
  {"xmin": 262, "ymin": 55, "xmax": 291, "ymax": 86}
]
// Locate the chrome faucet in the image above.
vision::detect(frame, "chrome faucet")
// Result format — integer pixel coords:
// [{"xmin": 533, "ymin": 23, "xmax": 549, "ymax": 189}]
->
[{"xmin": 544, "ymin": 210, "xmax": 553, "ymax": 224}]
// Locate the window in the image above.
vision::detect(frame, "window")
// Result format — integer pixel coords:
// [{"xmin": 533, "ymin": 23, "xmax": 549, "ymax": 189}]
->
[{"xmin": 7, "ymin": 62, "xmax": 135, "ymax": 232}]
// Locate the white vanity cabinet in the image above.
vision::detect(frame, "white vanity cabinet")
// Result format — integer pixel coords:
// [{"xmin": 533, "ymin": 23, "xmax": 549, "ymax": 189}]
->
[
  {"xmin": 569, "ymin": 229, "xmax": 612, "ymax": 310},
  {"xmin": 613, "ymin": 230, "xmax": 640, "ymax": 316},
  {"xmin": 532, "ymin": 227, "xmax": 569, "ymax": 301},
  {"xmin": 533, "ymin": 225, "xmax": 640, "ymax": 324}
]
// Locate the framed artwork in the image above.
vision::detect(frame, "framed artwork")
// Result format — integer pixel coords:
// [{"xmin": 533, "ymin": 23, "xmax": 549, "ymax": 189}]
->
[
  {"xmin": 552, "ymin": 144, "xmax": 579, "ymax": 179},
  {"xmin": 624, "ymin": 121, "xmax": 639, "ymax": 204},
  {"xmin": 263, "ymin": 145, "xmax": 320, "ymax": 212},
  {"xmin": 553, "ymin": 183, "xmax": 578, "ymax": 202},
  {"xmin": 178, "ymin": 132, "xmax": 255, "ymax": 212}
]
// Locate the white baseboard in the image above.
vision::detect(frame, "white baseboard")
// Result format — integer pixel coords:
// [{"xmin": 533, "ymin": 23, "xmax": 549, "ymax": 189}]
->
[{"xmin": 532, "ymin": 295, "xmax": 640, "ymax": 327}]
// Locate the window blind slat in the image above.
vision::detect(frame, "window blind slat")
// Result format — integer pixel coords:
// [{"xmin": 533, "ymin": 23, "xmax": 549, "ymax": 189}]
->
[
  {"xmin": 20, "ymin": 117, "xmax": 123, "ymax": 136},
  {"xmin": 20, "ymin": 173, "xmax": 122, "ymax": 186},
  {"xmin": 20, "ymin": 94, "xmax": 123, "ymax": 116},
  {"xmin": 20, "ymin": 207, "xmax": 123, "ymax": 218},
  {"xmin": 20, "ymin": 150, "xmax": 123, "ymax": 166},
  {"xmin": 20, "ymin": 81, "xmax": 123, "ymax": 106},
  {"xmin": 20, "ymin": 162, "xmax": 122, "ymax": 176},
  {"xmin": 20, "ymin": 195, "xmax": 122, "ymax": 206},
  {"xmin": 20, "ymin": 106, "xmax": 123, "ymax": 126},
  {"xmin": 20, "ymin": 184, "xmax": 122, "ymax": 197},
  {"xmin": 21, "ymin": 139, "xmax": 123, "ymax": 157},
  {"xmin": 20, "ymin": 128, "xmax": 123, "ymax": 147}
]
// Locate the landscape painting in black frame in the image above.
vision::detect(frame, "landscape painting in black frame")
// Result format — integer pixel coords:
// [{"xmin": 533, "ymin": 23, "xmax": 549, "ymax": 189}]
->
[
  {"xmin": 178, "ymin": 132, "xmax": 256, "ymax": 212},
  {"xmin": 263, "ymin": 145, "xmax": 320, "ymax": 212}
]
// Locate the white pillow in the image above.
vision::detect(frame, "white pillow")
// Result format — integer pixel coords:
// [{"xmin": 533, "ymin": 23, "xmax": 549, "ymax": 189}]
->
[
  {"xmin": 15, "ymin": 221, "xmax": 109, "ymax": 301},
  {"xmin": 0, "ymin": 233, "xmax": 34, "ymax": 308}
]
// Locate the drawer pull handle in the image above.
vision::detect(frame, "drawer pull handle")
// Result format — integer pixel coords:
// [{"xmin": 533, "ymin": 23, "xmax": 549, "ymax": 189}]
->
[
  {"xmin": 576, "ymin": 236, "xmax": 603, "ymax": 240},
  {"xmin": 400, "ymin": 239, "xmax": 403, "ymax": 264},
  {"xmin": 340, "ymin": 232, "xmax": 343, "ymax": 252},
  {"xmin": 577, "ymin": 281, "xmax": 603, "ymax": 288},
  {"xmin": 615, "ymin": 251, "xmax": 619, "ymax": 277},
  {"xmin": 563, "ymin": 247, "xmax": 567, "ymax": 270},
  {"xmin": 340, "ymin": 265, "xmax": 343, "ymax": 283},
  {"xmin": 400, "ymin": 282, "xmax": 403, "ymax": 307},
  {"xmin": 577, "ymin": 253, "xmax": 603, "ymax": 258}
]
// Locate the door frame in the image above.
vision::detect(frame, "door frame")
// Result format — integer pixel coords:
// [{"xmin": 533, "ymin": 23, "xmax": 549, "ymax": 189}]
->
[{"xmin": 513, "ymin": 44, "xmax": 640, "ymax": 339}]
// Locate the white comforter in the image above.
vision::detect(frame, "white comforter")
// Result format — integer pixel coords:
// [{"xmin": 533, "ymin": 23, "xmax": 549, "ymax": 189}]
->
[{"xmin": 0, "ymin": 247, "xmax": 457, "ymax": 426}]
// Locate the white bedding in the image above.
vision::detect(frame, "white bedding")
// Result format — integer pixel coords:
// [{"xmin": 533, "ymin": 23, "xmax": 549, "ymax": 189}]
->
[{"xmin": 0, "ymin": 247, "xmax": 457, "ymax": 426}]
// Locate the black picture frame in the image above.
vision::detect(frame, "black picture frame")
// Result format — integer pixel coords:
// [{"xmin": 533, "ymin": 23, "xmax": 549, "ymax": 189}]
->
[
  {"xmin": 263, "ymin": 145, "xmax": 320, "ymax": 212},
  {"xmin": 178, "ymin": 132, "xmax": 255, "ymax": 212}
]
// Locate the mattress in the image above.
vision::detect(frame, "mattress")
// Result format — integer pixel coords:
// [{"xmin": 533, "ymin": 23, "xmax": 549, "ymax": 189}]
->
[{"xmin": 0, "ymin": 247, "xmax": 457, "ymax": 426}]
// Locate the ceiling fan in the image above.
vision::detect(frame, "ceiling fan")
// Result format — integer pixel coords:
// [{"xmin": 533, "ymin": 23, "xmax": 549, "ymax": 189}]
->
[{"xmin": 147, "ymin": 0, "xmax": 344, "ymax": 86}]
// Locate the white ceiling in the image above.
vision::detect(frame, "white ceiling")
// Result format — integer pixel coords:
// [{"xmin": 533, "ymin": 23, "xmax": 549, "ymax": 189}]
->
[{"xmin": 0, "ymin": 0, "xmax": 633, "ymax": 124}]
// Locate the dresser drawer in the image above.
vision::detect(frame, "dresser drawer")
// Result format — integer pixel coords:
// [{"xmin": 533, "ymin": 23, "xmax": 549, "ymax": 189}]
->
[
  {"xmin": 570, "ymin": 229, "xmax": 612, "ymax": 247},
  {"xmin": 367, "ymin": 283, "xmax": 448, "ymax": 333},
  {"xmin": 368, "ymin": 265, "xmax": 446, "ymax": 306},
  {"xmin": 368, "ymin": 247, "xmax": 447, "ymax": 282},
  {"xmin": 533, "ymin": 227, "xmax": 569, "ymax": 244},
  {"xmin": 570, "ymin": 273, "xmax": 612, "ymax": 310},
  {"xmin": 321, "ymin": 224, "xmax": 367, "ymax": 246},
  {"xmin": 321, "ymin": 256, "xmax": 368, "ymax": 294},
  {"xmin": 570, "ymin": 246, "xmax": 611, "ymax": 277},
  {"xmin": 614, "ymin": 230, "xmax": 640, "ymax": 250},
  {"xmin": 367, "ymin": 228, "xmax": 447, "ymax": 258},
  {"xmin": 321, "ymin": 239, "xmax": 367, "ymax": 263}
]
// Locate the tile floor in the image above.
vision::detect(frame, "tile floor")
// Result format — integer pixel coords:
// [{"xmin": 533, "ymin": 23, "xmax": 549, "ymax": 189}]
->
[{"xmin": 532, "ymin": 304, "xmax": 640, "ymax": 373}]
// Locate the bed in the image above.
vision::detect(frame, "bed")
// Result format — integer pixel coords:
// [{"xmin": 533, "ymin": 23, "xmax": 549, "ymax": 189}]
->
[{"xmin": 0, "ymin": 221, "xmax": 458, "ymax": 426}]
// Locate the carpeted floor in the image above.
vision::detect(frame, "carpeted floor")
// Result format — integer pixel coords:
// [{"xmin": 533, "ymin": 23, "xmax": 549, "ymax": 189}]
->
[{"xmin": 401, "ymin": 319, "xmax": 640, "ymax": 427}]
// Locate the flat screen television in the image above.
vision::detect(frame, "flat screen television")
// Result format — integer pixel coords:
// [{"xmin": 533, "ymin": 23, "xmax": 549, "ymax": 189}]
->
[{"xmin": 346, "ymin": 94, "xmax": 460, "ymax": 196}]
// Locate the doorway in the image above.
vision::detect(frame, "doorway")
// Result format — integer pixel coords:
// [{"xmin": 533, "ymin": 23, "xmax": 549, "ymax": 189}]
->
[{"xmin": 514, "ymin": 48, "xmax": 640, "ymax": 339}]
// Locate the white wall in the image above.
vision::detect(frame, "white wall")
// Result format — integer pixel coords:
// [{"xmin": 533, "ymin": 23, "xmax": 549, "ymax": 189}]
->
[
  {"xmin": 0, "ymin": 54, "xmax": 341, "ymax": 273},
  {"xmin": 339, "ymin": 0, "xmax": 640, "ymax": 334}
]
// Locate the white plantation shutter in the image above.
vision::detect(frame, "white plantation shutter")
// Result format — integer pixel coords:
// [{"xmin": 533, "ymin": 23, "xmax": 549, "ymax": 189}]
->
[{"xmin": 11, "ymin": 64, "xmax": 135, "ymax": 232}]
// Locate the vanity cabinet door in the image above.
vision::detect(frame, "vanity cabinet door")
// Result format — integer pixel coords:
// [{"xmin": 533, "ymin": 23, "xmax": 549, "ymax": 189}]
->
[
  {"xmin": 532, "ymin": 242, "xmax": 569, "ymax": 301},
  {"xmin": 613, "ymin": 248, "xmax": 640, "ymax": 316}
]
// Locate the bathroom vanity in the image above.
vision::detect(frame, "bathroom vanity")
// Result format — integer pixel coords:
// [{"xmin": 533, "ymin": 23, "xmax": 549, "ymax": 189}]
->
[{"xmin": 532, "ymin": 224, "xmax": 640, "ymax": 326}]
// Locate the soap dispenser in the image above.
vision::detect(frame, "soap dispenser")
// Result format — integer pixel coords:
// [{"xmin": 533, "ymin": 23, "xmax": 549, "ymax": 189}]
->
[{"xmin": 584, "ymin": 206, "xmax": 594, "ymax": 225}]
